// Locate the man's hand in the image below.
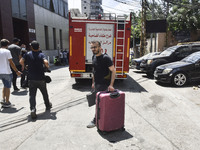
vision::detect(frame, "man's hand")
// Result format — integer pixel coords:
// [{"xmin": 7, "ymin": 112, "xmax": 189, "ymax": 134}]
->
[
  {"xmin": 16, "ymin": 71, "xmax": 22, "ymax": 76},
  {"xmin": 91, "ymin": 83, "xmax": 95, "ymax": 89},
  {"xmin": 108, "ymin": 85, "xmax": 115, "ymax": 92}
]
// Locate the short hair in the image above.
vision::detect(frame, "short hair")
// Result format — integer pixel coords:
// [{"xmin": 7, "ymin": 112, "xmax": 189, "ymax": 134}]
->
[
  {"xmin": 30, "ymin": 40, "xmax": 39, "ymax": 50},
  {"xmin": 13, "ymin": 37, "xmax": 20, "ymax": 43},
  {"xmin": 91, "ymin": 41, "xmax": 101, "ymax": 47},
  {"xmin": 0, "ymin": 39, "xmax": 10, "ymax": 47}
]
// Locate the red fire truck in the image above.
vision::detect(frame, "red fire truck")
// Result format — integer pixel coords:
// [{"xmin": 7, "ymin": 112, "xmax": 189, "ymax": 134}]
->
[{"xmin": 69, "ymin": 13, "xmax": 132, "ymax": 82}]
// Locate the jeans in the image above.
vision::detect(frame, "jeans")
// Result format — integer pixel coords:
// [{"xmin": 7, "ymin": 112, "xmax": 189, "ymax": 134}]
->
[{"xmin": 28, "ymin": 80, "xmax": 50, "ymax": 110}]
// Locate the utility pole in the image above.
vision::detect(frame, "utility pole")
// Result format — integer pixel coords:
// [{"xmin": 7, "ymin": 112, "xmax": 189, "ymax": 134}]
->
[
  {"xmin": 140, "ymin": 0, "xmax": 147, "ymax": 57},
  {"xmin": 166, "ymin": 0, "xmax": 169, "ymax": 47}
]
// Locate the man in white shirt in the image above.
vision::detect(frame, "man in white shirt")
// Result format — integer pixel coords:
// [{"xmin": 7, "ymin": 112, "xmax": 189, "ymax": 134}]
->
[{"xmin": 0, "ymin": 39, "xmax": 21, "ymax": 106}]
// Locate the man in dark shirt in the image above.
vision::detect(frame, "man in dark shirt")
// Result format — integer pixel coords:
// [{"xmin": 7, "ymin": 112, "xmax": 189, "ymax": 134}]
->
[
  {"xmin": 20, "ymin": 41, "xmax": 52, "ymax": 119},
  {"xmin": 87, "ymin": 41, "xmax": 116, "ymax": 128},
  {"xmin": 8, "ymin": 38, "xmax": 22, "ymax": 91}
]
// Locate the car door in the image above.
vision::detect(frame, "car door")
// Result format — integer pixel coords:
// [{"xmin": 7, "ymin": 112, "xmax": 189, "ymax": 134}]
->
[
  {"xmin": 192, "ymin": 60, "xmax": 200, "ymax": 80},
  {"xmin": 192, "ymin": 45, "xmax": 200, "ymax": 53}
]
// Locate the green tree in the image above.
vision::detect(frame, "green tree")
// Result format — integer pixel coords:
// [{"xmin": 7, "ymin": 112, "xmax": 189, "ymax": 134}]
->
[{"xmin": 167, "ymin": 0, "xmax": 200, "ymax": 34}]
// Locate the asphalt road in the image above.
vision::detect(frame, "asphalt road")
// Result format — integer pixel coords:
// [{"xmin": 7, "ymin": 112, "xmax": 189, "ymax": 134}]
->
[{"xmin": 0, "ymin": 66, "xmax": 200, "ymax": 150}]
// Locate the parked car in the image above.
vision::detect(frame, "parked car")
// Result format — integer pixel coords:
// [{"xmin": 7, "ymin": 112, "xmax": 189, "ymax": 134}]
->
[
  {"xmin": 140, "ymin": 43, "xmax": 200, "ymax": 76},
  {"xmin": 154, "ymin": 51, "xmax": 200, "ymax": 87},
  {"xmin": 132, "ymin": 52, "xmax": 160, "ymax": 70}
]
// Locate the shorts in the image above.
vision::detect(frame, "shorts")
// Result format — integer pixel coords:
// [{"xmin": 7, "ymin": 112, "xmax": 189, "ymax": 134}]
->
[{"xmin": 0, "ymin": 74, "xmax": 13, "ymax": 88}]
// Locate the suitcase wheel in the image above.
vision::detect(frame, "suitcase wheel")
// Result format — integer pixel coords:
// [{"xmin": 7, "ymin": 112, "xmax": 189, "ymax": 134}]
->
[
  {"xmin": 120, "ymin": 127, "xmax": 125, "ymax": 131},
  {"xmin": 97, "ymin": 129, "xmax": 108, "ymax": 135}
]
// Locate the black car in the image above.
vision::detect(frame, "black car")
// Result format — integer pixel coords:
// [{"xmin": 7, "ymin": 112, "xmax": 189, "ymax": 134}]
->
[
  {"xmin": 154, "ymin": 51, "xmax": 200, "ymax": 87},
  {"xmin": 140, "ymin": 43, "xmax": 200, "ymax": 76},
  {"xmin": 132, "ymin": 52, "xmax": 160, "ymax": 70}
]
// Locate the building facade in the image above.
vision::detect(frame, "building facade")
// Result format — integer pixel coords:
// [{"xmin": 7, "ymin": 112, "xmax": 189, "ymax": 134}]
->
[
  {"xmin": 0, "ymin": 0, "xmax": 69, "ymax": 62},
  {"xmin": 0, "ymin": 0, "xmax": 35, "ymax": 46},
  {"xmin": 81, "ymin": 0, "xmax": 103, "ymax": 17}
]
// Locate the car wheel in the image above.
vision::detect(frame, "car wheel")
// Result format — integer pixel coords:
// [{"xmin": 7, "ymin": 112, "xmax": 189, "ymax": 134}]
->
[{"xmin": 172, "ymin": 72, "xmax": 187, "ymax": 87}]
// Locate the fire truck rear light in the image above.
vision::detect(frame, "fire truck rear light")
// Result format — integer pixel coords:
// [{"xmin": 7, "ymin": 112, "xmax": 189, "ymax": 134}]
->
[
  {"xmin": 116, "ymin": 74, "xmax": 127, "ymax": 78},
  {"xmin": 71, "ymin": 74, "xmax": 81, "ymax": 77}
]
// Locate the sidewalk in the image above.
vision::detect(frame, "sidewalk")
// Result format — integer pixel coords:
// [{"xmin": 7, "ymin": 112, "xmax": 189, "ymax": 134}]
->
[{"xmin": 1, "ymin": 67, "xmax": 200, "ymax": 150}]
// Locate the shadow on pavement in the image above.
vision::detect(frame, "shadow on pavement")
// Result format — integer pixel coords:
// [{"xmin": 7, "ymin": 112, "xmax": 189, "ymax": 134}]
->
[
  {"xmin": 0, "ymin": 107, "xmax": 24, "ymax": 114},
  {"xmin": 27, "ymin": 111, "xmax": 57, "ymax": 122},
  {"xmin": 98, "ymin": 129, "xmax": 133, "ymax": 143},
  {"xmin": 72, "ymin": 75, "xmax": 147, "ymax": 93},
  {"xmin": 11, "ymin": 89, "xmax": 28, "ymax": 96}
]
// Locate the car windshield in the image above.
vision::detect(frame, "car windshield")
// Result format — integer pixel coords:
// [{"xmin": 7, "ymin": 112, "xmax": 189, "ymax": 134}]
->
[
  {"xmin": 181, "ymin": 52, "xmax": 200, "ymax": 63},
  {"xmin": 160, "ymin": 46, "xmax": 178, "ymax": 56}
]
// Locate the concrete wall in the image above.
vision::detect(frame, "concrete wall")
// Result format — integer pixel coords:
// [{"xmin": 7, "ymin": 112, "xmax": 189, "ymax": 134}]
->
[{"xmin": 34, "ymin": 4, "xmax": 69, "ymax": 62}]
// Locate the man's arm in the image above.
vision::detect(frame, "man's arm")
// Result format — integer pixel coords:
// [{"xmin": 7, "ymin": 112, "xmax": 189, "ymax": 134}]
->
[
  {"xmin": 9, "ymin": 59, "xmax": 22, "ymax": 76},
  {"xmin": 44, "ymin": 59, "xmax": 49, "ymax": 68},
  {"xmin": 108, "ymin": 65, "xmax": 116, "ymax": 91},
  {"xmin": 92, "ymin": 75, "xmax": 95, "ymax": 89},
  {"xmin": 19, "ymin": 58, "xmax": 25, "ymax": 71}
]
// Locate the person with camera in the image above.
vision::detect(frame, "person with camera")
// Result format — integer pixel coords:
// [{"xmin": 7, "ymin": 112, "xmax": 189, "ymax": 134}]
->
[{"xmin": 19, "ymin": 41, "xmax": 52, "ymax": 119}]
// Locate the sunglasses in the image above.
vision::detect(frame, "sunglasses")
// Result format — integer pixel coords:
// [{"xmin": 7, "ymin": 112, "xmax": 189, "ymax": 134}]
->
[{"xmin": 90, "ymin": 46, "xmax": 98, "ymax": 49}]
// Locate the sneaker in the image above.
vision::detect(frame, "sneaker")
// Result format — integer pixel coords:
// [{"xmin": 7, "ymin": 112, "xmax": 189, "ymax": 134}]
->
[
  {"xmin": 31, "ymin": 109, "xmax": 37, "ymax": 119},
  {"xmin": 87, "ymin": 120, "xmax": 96, "ymax": 128},
  {"xmin": 0, "ymin": 99, "xmax": 5, "ymax": 104},
  {"xmin": 2, "ymin": 101, "xmax": 12, "ymax": 107},
  {"xmin": 46, "ymin": 102, "xmax": 52, "ymax": 111}
]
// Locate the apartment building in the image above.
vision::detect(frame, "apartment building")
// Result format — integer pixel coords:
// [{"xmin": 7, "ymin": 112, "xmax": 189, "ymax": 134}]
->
[
  {"xmin": 0, "ymin": 0, "xmax": 69, "ymax": 62},
  {"xmin": 81, "ymin": 0, "xmax": 103, "ymax": 17}
]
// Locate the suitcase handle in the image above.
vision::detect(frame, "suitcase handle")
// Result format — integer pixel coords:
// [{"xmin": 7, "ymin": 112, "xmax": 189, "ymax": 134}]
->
[{"xmin": 109, "ymin": 90, "xmax": 120, "ymax": 98}]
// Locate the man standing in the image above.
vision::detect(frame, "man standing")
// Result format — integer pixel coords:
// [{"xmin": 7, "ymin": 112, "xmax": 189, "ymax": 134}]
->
[
  {"xmin": 0, "ymin": 39, "xmax": 21, "ymax": 106},
  {"xmin": 8, "ymin": 38, "xmax": 22, "ymax": 91},
  {"xmin": 20, "ymin": 41, "xmax": 52, "ymax": 119},
  {"xmin": 87, "ymin": 41, "xmax": 116, "ymax": 128}
]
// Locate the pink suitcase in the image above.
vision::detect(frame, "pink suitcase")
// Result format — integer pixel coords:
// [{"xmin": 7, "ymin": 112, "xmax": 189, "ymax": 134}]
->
[{"xmin": 96, "ymin": 90, "xmax": 125, "ymax": 132}]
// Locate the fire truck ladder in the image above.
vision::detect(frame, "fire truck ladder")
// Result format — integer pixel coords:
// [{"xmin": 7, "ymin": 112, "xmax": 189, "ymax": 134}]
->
[{"xmin": 115, "ymin": 16, "xmax": 126, "ymax": 76}]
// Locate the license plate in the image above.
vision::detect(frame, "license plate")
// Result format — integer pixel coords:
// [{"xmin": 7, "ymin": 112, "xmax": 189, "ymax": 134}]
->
[{"xmin": 82, "ymin": 73, "xmax": 91, "ymax": 78}]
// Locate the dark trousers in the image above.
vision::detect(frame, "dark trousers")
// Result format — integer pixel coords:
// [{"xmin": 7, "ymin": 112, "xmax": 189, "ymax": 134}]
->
[
  {"xmin": 28, "ymin": 80, "xmax": 50, "ymax": 110},
  {"xmin": 11, "ymin": 65, "xmax": 21, "ymax": 88}
]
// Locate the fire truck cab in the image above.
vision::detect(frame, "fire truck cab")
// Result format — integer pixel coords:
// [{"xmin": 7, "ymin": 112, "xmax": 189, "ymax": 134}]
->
[{"xmin": 69, "ymin": 12, "xmax": 132, "ymax": 82}]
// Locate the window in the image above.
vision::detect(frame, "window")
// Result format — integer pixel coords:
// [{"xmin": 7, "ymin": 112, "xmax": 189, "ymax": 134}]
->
[
  {"xmin": 53, "ymin": 28, "xmax": 56, "ymax": 49},
  {"xmin": 44, "ymin": 26, "xmax": 49, "ymax": 50},
  {"xmin": 38, "ymin": 0, "xmax": 43, "ymax": 6},
  {"xmin": 64, "ymin": 2, "xmax": 68, "ymax": 18},
  {"xmin": 192, "ymin": 46, "xmax": 200, "ymax": 53},
  {"xmin": 59, "ymin": 29, "xmax": 63, "ymax": 49},
  {"xmin": 12, "ymin": 0, "xmax": 20, "ymax": 18},
  {"xmin": 176, "ymin": 47, "xmax": 191, "ymax": 58},
  {"xmin": 84, "ymin": 7, "xmax": 86, "ymax": 9},
  {"xmin": 19, "ymin": 0, "xmax": 27, "ymax": 20},
  {"xmin": 11, "ymin": 0, "xmax": 27, "ymax": 20},
  {"xmin": 52, "ymin": 0, "xmax": 59, "ymax": 14},
  {"xmin": 44, "ymin": 0, "xmax": 51, "ymax": 9},
  {"xmin": 59, "ymin": 0, "xmax": 64, "ymax": 16}
]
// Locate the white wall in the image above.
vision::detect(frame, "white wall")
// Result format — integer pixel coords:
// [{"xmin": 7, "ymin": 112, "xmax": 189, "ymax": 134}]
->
[{"xmin": 34, "ymin": 4, "xmax": 69, "ymax": 51}]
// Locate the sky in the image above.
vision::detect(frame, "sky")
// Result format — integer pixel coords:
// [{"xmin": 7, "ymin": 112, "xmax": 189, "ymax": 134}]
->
[{"xmin": 68, "ymin": 0, "xmax": 142, "ymax": 15}]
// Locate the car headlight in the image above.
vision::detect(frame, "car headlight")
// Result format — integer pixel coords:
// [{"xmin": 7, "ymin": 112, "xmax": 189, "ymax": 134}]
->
[
  {"xmin": 147, "ymin": 59, "xmax": 153, "ymax": 65},
  {"xmin": 162, "ymin": 68, "xmax": 172, "ymax": 74}
]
